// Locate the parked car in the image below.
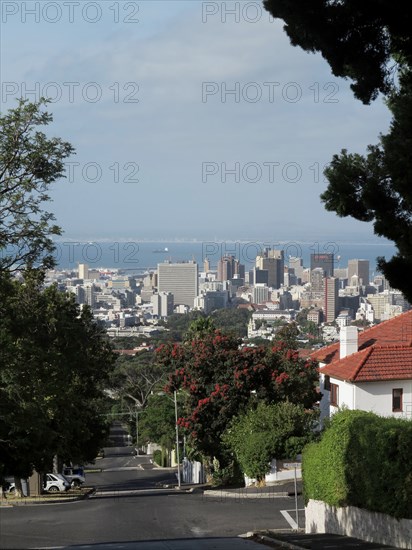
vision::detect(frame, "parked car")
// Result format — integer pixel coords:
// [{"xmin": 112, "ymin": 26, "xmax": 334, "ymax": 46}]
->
[
  {"xmin": 2, "ymin": 476, "xmax": 29, "ymax": 495},
  {"xmin": 44, "ymin": 473, "xmax": 70, "ymax": 493},
  {"xmin": 62, "ymin": 466, "xmax": 85, "ymax": 488},
  {"xmin": 2, "ymin": 476, "xmax": 16, "ymax": 494}
]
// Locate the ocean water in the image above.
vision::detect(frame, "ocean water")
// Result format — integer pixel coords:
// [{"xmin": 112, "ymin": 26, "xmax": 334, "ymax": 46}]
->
[{"xmin": 52, "ymin": 239, "xmax": 397, "ymax": 278}]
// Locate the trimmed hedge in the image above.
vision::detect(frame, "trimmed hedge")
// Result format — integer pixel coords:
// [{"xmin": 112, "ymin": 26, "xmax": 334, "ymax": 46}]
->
[
  {"xmin": 152, "ymin": 449, "xmax": 168, "ymax": 467},
  {"xmin": 303, "ymin": 410, "xmax": 412, "ymax": 519}
]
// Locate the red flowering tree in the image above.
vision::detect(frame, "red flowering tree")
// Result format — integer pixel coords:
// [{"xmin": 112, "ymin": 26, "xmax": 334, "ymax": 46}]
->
[{"xmin": 155, "ymin": 330, "xmax": 319, "ymax": 467}]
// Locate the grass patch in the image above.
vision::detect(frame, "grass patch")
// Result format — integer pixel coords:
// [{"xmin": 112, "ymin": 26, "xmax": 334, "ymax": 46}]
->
[{"xmin": 1, "ymin": 487, "xmax": 94, "ymax": 504}]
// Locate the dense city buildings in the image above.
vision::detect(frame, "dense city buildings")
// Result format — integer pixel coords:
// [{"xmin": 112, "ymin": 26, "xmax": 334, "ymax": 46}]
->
[{"xmin": 43, "ymin": 250, "xmax": 411, "ymax": 342}]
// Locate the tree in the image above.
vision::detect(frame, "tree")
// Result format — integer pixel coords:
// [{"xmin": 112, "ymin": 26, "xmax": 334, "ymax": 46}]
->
[
  {"xmin": 321, "ymin": 70, "xmax": 412, "ymax": 301},
  {"xmin": 210, "ymin": 308, "xmax": 251, "ymax": 338},
  {"xmin": 263, "ymin": 2, "xmax": 412, "ymax": 302},
  {"xmin": 110, "ymin": 351, "xmax": 166, "ymax": 410},
  {"xmin": 138, "ymin": 393, "xmax": 180, "ymax": 466},
  {"xmin": 223, "ymin": 401, "xmax": 318, "ymax": 483},
  {"xmin": 156, "ymin": 331, "xmax": 320, "ymax": 469},
  {"xmin": 0, "ymin": 271, "xmax": 115, "ymax": 491},
  {"xmin": 263, "ymin": 0, "xmax": 412, "ymax": 105},
  {"xmin": 0, "ymin": 99, "xmax": 74, "ymax": 270}
]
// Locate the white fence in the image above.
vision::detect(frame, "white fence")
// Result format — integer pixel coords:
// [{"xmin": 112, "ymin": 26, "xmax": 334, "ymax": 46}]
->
[{"xmin": 182, "ymin": 459, "xmax": 206, "ymax": 484}]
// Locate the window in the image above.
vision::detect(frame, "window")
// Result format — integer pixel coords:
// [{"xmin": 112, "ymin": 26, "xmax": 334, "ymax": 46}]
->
[
  {"xmin": 324, "ymin": 375, "xmax": 330, "ymax": 391},
  {"xmin": 392, "ymin": 388, "xmax": 403, "ymax": 412},
  {"xmin": 330, "ymin": 383, "xmax": 339, "ymax": 407}
]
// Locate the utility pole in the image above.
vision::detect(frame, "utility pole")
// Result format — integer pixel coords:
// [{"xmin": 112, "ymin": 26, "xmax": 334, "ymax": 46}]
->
[{"xmin": 174, "ymin": 390, "xmax": 181, "ymax": 489}]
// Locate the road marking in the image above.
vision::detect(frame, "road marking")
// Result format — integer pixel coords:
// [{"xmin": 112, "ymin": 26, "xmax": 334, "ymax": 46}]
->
[
  {"xmin": 92, "ymin": 488, "xmax": 191, "ymax": 497},
  {"xmin": 101, "ymin": 466, "xmax": 142, "ymax": 472},
  {"xmin": 281, "ymin": 509, "xmax": 304, "ymax": 530}
]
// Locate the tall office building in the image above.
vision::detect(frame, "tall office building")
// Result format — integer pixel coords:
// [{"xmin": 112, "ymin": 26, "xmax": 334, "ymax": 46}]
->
[
  {"xmin": 253, "ymin": 284, "xmax": 270, "ymax": 304},
  {"xmin": 157, "ymin": 261, "xmax": 198, "ymax": 307},
  {"xmin": 324, "ymin": 277, "xmax": 339, "ymax": 322},
  {"xmin": 217, "ymin": 255, "xmax": 245, "ymax": 282},
  {"xmin": 255, "ymin": 249, "xmax": 284, "ymax": 289},
  {"xmin": 151, "ymin": 292, "xmax": 174, "ymax": 318},
  {"xmin": 310, "ymin": 253, "xmax": 334, "ymax": 277},
  {"xmin": 289, "ymin": 257, "xmax": 304, "ymax": 283},
  {"xmin": 310, "ymin": 267, "xmax": 325, "ymax": 293},
  {"xmin": 256, "ymin": 268, "xmax": 269, "ymax": 285},
  {"xmin": 78, "ymin": 263, "xmax": 89, "ymax": 280},
  {"xmin": 348, "ymin": 259, "xmax": 370, "ymax": 285}
]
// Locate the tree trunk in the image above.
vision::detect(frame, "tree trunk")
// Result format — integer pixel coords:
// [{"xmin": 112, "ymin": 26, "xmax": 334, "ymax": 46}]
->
[{"xmin": 14, "ymin": 476, "xmax": 24, "ymax": 498}]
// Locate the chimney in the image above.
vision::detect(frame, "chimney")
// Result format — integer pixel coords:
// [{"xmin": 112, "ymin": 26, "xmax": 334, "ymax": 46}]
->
[{"xmin": 340, "ymin": 326, "xmax": 358, "ymax": 359}]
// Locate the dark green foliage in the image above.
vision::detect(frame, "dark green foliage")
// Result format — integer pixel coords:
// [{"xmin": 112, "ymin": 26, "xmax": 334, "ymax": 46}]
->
[
  {"xmin": 303, "ymin": 410, "xmax": 412, "ymax": 519},
  {"xmin": 224, "ymin": 402, "xmax": 318, "ymax": 482},
  {"xmin": 152, "ymin": 449, "xmax": 168, "ymax": 468},
  {"xmin": 263, "ymin": 0, "xmax": 412, "ymax": 104},
  {"xmin": 0, "ymin": 270, "xmax": 115, "ymax": 478},
  {"xmin": 264, "ymin": 3, "xmax": 412, "ymax": 302},
  {"xmin": 320, "ymin": 72, "xmax": 412, "ymax": 301},
  {"xmin": 138, "ymin": 394, "xmax": 177, "ymax": 451},
  {"xmin": 210, "ymin": 308, "xmax": 251, "ymax": 338}
]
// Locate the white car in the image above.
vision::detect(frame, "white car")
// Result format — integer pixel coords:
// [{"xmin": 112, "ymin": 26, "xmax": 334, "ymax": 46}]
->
[{"xmin": 44, "ymin": 473, "xmax": 70, "ymax": 493}]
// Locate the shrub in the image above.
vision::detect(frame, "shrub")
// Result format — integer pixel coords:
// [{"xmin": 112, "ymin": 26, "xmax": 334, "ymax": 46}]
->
[{"xmin": 303, "ymin": 410, "xmax": 412, "ymax": 519}]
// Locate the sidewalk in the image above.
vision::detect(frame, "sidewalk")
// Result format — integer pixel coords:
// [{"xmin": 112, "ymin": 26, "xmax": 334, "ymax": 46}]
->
[{"xmin": 252, "ymin": 532, "xmax": 405, "ymax": 550}]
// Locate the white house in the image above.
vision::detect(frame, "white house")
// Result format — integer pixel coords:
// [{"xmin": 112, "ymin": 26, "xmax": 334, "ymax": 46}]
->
[{"xmin": 310, "ymin": 310, "xmax": 412, "ymax": 421}]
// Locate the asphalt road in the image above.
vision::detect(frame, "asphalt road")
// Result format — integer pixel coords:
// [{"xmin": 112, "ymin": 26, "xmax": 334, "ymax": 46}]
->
[{"xmin": 0, "ymin": 429, "xmax": 302, "ymax": 549}]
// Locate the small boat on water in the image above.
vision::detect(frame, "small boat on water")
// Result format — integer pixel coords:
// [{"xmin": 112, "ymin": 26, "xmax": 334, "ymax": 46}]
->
[{"xmin": 153, "ymin": 247, "xmax": 169, "ymax": 253}]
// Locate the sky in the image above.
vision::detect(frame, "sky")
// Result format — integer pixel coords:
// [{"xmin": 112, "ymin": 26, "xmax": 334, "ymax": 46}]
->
[{"xmin": 1, "ymin": 0, "xmax": 394, "ymax": 246}]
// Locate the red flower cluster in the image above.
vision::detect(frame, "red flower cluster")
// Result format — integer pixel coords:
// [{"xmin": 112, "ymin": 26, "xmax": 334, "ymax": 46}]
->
[{"xmin": 275, "ymin": 372, "xmax": 290, "ymax": 385}]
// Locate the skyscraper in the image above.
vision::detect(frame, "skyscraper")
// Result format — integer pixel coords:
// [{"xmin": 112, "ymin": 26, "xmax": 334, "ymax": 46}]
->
[
  {"xmin": 310, "ymin": 253, "xmax": 334, "ymax": 277},
  {"xmin": 324, "ymin": 277, "xmax": 339, "ymax": 322},
  {"xmin": 157, "ymin": 261, "xmax": 198, "ymax": 307},
  {"xmin": 348, "ymin": 259, "xmax": 370, "ymax": 285},
  {"xmin": 310, "ymin": 267, "xmax": 325, "ymax": 294},
  {"xmin": 255, "ymin": 249, "xmax": 284, "ymax": 289},
  {"xmin": 217, "ymin": 255, "xmax": 245, "ymax": 282},
  {"xmin": 78, "ymin": 263, "xmax": 89, "ymax": 280}
]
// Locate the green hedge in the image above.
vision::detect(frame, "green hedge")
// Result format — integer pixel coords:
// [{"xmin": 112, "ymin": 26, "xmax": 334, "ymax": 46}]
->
[
  {"xmin": 152, "ymin": 449, "xmax": 168, "ymax": 467},
  {"xmin": 303, "ymin": 410, "xmax": 412, "ymax": 519}
]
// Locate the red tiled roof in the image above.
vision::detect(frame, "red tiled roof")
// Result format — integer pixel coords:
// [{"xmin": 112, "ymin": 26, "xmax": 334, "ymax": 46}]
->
[
  {"xmin": 310, "ymin": 310, "xmax": 412, "ymax": 364},
  {"xmin": 321, "ymin": 345, "xmax": 412, "ymax": 382}
]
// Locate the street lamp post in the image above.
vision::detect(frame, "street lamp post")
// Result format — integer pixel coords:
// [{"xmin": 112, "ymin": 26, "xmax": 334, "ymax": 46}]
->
[
  {"xmin": 158, "ymin": 390, "xmax": 181, "ymax": 489},
  {"xmin": 125, "ymin": 394, "xmax": 142, "ymax": 455},
  {"xmin": 173, "ymin": 390, "xmax": 181, "ymax": 489}
]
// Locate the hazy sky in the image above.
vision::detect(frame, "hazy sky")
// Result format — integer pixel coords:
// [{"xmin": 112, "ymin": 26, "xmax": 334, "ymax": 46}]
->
[{"xmin": 1, "ymin": 1, "xmax": 393, "ymax": 245}]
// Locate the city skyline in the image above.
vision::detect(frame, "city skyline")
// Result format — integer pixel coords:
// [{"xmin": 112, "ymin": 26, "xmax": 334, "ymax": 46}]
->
[{"xmin": 2, "ymin": 1, "xmax": 393, "ymax": 242}]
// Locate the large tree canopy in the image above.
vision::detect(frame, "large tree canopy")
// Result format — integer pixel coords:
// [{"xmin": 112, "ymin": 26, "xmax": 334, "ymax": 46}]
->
[
  {"xmin": 263, "ymin": 0, "xmax": 412, "ymax": 104},
  {"xmin": 264, "ymin": 1, "xmax": 412, "ymax": 301},
  {"xmin": 156, "ymin": 329, "xmax": 319, "ymax": 466},
  {"xmin": 0, "ymin": 271, "xmax": 115, "ymax": 480}
]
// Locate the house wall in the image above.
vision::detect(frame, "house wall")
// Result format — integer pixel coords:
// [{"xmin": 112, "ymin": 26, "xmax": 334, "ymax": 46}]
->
[
  {"xmin": 320, "ymin": 374, "xmax": 412, "ymax": 420},
  {"xmin": 354, "ymin": 380, "xmax": 412, "ymax": 418}
]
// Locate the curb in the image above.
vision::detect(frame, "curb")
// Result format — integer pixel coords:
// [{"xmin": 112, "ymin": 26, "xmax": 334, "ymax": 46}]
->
[
  {"xmin": 249, "ymin": 533, "xmax": 307, "ymax": 550},
  {"xmin": 202, "ymin": 489, "xmax": 290, "ymax": 499},
  {"xmin": 0, "ymin": 487, "xmax": 96, "ymax": 507}
]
